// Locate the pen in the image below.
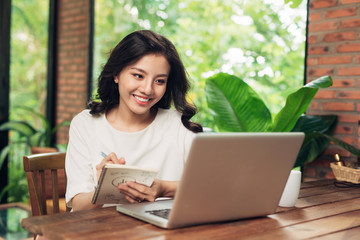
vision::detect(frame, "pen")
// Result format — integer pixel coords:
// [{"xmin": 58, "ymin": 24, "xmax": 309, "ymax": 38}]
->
[{"xmin": 100, "ymin": 152, "xmax": 107, "ymax": 158}]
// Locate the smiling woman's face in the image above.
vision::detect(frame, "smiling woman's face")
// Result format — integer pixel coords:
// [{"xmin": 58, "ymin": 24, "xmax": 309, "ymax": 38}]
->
[{"xmin": 114, "ymin": 54, "xmax": 170, "ymax": 118}]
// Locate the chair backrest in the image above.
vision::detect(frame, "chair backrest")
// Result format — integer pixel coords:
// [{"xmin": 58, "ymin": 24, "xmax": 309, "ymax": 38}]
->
[{"xmin": 23, "ymin": 152, "xmax": 69, "ymax": 216}]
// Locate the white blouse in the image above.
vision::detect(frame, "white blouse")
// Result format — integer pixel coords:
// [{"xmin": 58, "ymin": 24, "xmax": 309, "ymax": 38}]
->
[{"xmin": 65, "ymin": 108, "xmax": 195, "ymax": 207}]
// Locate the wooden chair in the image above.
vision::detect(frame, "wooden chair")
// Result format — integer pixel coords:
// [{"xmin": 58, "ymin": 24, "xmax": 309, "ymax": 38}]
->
[{"xmin": 23, "ymin": 152, "xmax": 70, "ymax": 217}]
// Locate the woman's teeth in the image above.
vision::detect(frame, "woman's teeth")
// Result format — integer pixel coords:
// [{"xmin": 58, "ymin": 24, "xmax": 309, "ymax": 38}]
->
[{"xmin": 134, "ymin": 95, "xmax": 150, "ymax": 102}]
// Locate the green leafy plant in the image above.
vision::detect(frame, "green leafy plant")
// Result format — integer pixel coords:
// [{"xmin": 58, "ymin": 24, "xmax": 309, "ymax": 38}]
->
[
  {"xmin": 0, "ymin": 106, "xmax": 70, "ymax": 203},
  {"xmin": 0, "ymin": 106, "xmax": 70, "ymax": 167},
  {"xmin": 205, "ymin": 73, "xmax": 360, "ymax": 168}
]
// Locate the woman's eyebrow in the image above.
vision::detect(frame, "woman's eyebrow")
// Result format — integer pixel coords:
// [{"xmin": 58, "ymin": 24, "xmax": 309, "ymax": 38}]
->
[{"xmin": 130, "ymin": 67, "xmax": 168, "ymax": 78}]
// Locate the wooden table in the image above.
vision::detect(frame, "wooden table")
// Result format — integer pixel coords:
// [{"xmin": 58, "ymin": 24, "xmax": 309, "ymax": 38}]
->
[{"xmin": 21, "ymin": 179, "xmax": 360, "ymax": 240}]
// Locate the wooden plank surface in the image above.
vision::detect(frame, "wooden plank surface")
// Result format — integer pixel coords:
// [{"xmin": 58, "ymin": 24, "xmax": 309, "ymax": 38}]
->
[
  {"xmin": 21, "ymin": 179, "xmax": 360, "ymax": 240},
  {"xmin": 311, "ymin": 226, "xmax": 360, "ymax": 240},
  {"xmin": 242, "ymin": 210, "xmax": 360, "ymax": 240}
]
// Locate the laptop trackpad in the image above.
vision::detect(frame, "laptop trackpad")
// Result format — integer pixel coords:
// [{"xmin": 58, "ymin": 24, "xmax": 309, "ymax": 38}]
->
[{"xmin": 117, "ymin": 199, "xmax": 174, "ymax": 224}]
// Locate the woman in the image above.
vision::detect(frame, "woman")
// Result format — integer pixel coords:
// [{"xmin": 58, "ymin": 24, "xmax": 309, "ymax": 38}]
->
[{"xmin": 65, "ymin": 30, "xmax": 202, "ymax": 211}]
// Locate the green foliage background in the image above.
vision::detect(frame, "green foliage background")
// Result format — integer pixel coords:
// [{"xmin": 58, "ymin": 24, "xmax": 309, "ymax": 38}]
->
[
  {"xmin": 4, "ymin": 0, "xmax": 49, "ymax": 205},
  {"xmin": 10, "ymin": 0, "xmax": 49, "ymax": 122},
  {"xmin": 93, "ymin": 0, "xmax": 306, "ymax": 127}
]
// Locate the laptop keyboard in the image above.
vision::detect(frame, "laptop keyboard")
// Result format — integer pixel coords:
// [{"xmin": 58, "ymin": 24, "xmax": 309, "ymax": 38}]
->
[{"xmin": 145, "ymin": 209, "xmax": 171, "ymax": 219}]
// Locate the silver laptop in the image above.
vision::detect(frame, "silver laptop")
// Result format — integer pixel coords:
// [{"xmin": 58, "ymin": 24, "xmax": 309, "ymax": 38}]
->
[{"xmin": 116, "ymin": 132, "xmax": 305, "ymax": 229}]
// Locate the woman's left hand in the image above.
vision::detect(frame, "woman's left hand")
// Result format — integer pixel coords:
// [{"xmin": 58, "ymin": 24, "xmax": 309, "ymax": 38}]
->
[{"xmin": 118, "ymin": 179, "xmax": 162, "ymax": 203}]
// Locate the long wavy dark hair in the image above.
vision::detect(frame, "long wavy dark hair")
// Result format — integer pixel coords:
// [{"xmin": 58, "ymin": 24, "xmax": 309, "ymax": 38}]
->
[{"xmin": 89, "ymin": 30, "xmax": 202, "ymax": 133}]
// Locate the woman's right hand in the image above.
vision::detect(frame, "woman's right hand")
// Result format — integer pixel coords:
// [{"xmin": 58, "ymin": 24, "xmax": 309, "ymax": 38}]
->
[
  {"xmin": 96, "ymin": 152, "xmax": 125, "ymax": 181},
  {"xmin": 73, "ymin": 153, "xmax": 125, "ymax": 211}
]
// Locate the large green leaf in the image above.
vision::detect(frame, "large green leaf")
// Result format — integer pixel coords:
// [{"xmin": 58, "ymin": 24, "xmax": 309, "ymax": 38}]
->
[
  {"xmin": 51, "ymin": 120, "xmax": 71, "ymax": 136},
  {"xmin": 294, "ymin": 131, "xmax": 360, "ymax": 168},
  {"xmin": 291, "ymin": 114, "xmax": 360, "ymax": 167},
  {"xmin": 0, "ymin": 121, "xmax": 36, "ymax": 137},
  {"xmin": 11, "ymin": 106, "xmax": 70, "ymax": 147},
  {"xmin": 292, "ymin": 114, "xmax": 337, "ymax": 134},
  {"xmin": 0, "ymin": 140, "xmax": 28, "ymax": 169},
  {"xmin": 292, "ymin": 115, "xmax": 337, "ymax": 168},
  {"xmin": 272, "ymin": 76, "xmax": 333, "ymax": 132},
  {"xmin": 205, "ymin": 73, "xmax": 272, "ymax": 132},
  {"xmin": 15, "ymin": 105, "xmax": 51, "ymax": 134},
  {"xmin": 294, "ymin": 132, "xmax": 330, "ymax": 168},
  {"xmin": 30, "ymin": 131, "xmax": 45, "ymax": 147},
  {"xmin": 0, "ymin": 145, "xmax": 11, "ymax": 169},
  {"xmin": 319, "ymin": 133, "xmax": 360, "ymax": 156}
]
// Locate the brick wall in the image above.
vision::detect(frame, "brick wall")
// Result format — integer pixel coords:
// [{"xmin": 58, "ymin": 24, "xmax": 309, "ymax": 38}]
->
[
  {"xmin": 304, "ymin": 0, "xmax": 360, "ymax": 180},
  {"xmin": 56, "ymin": 0, "xmax": 91, "ymax": 144}
]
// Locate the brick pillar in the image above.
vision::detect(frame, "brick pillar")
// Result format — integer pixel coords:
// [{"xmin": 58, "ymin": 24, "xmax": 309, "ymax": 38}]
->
[
  {"xmin": 304, "ymin": 0, "xmax": 360, "ymax": 180},
  {"xmin": 56, "ymin": 0, "xmax": 91, "ymax": 144}
]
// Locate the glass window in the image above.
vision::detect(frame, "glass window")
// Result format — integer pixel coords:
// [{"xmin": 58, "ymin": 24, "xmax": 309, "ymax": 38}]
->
[
  {"xmin": 4, "ymin": 0, "xmax": 50, "ymax": 203},
  {"xmin": 93, "ymin": 0, "xmax": 307, "ymax": 126},
  {"xmin": 10, "ymin": 0, "xmax": 49, "ymax": 120}
]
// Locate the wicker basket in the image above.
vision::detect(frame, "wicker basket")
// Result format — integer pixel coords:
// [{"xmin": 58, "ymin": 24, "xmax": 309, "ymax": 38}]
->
[{"xmin": 330, "ymin": 162, "xmax": 360, "ymax": 184}]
